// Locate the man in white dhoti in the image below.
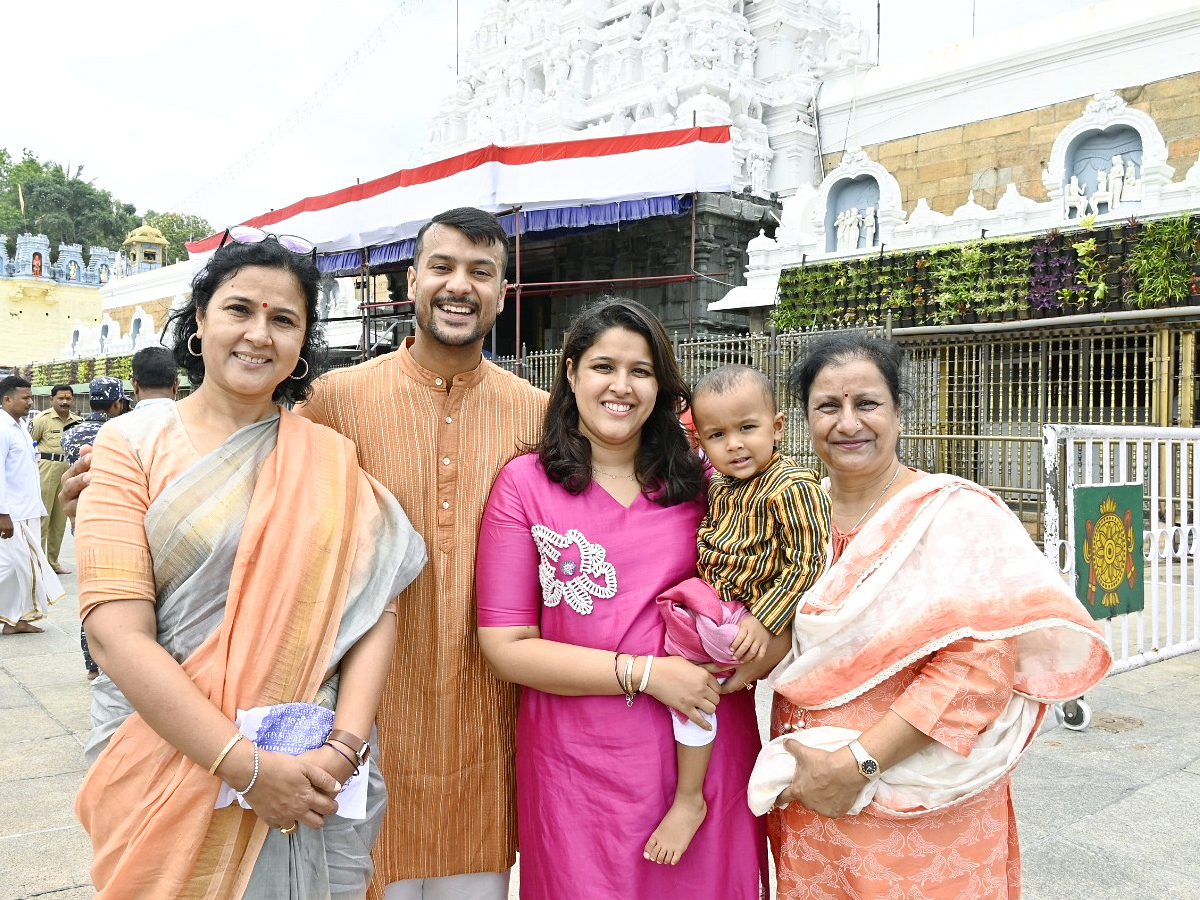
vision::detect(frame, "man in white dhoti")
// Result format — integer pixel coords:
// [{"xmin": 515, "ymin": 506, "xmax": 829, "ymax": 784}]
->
[{"xmin": 0, "ymin": 376, "xmax": 64, "ymax": 635}]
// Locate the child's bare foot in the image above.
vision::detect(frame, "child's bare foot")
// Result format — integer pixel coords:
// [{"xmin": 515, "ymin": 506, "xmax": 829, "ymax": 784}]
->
[{"xmin": 643, "ymin": 794, "xmax": 707, "ymax": 865}]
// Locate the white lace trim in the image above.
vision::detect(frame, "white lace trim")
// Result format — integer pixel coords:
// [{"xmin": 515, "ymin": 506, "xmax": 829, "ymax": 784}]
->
[{"xmin": 531, "ymin": 524, "xmax": 617, "ymax": 615}]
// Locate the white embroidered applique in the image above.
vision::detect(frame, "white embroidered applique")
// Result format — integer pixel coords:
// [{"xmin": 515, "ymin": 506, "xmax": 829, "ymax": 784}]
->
[{"xmin": 531, "ymin": 525, "xmax": 617, "ymax": 615}]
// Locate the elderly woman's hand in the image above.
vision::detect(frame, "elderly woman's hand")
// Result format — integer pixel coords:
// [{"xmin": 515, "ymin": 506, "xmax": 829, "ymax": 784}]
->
[
  {"xmin": 776, "ymin": 741, "xmax": 864, "ymax": 819},
  {"xmin": 237, "ymin": 749, "xmax": 342, "ymax": 831},
  {"xmin": 643, "ymin": 655, "xmax": 722, "ymax": 729}
]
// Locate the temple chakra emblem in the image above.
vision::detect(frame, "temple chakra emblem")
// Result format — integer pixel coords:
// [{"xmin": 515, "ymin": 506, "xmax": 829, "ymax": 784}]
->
[{"xmin": 1075, "ymin": 487, "xmax": 1143, "ymax": 618}]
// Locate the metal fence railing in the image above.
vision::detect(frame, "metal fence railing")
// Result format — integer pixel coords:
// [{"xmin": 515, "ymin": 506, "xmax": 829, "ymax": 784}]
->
[
  {"xmin": 491, "ymin": 315, "xmax": 1200, "ymax": 543},
  {"xmin": 1044, "ymin": 424, "xmax": 1200, "ymax": 673}
]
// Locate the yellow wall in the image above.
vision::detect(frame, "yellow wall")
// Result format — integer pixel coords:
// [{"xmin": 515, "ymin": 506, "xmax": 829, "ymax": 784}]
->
[
  {"xmin": 822, "ymin": 73, "xmax": 1200, "ymax": 215},
  {"xmin": 0, "ymin": 280, "xmax": 101, "ymax": 369}
]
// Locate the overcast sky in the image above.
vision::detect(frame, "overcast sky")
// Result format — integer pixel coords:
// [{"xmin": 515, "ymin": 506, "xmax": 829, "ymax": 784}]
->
[{"xmin": 7, "ymin": 0, "xmax": 1095, "ymax": 234}]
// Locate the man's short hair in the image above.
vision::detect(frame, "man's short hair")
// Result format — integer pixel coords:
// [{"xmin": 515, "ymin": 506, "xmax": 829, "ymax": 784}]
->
[
  {"xmin": 693, "ymin": 364, "xmax": 777, "ymax": 414},
  {"xmin": 413, "ymin": 207, "xmax": 509, "ymax": 271},
  {"xmin": 51, "ymin": 384, "xmax": 73, "ymax": 396},
  {"xmin": 132, "ymin": 346, "xmax": 179, "ymax": 389},
  {"xmin": 1, "ymin": 375, "xmax": 31, "ymax": 401}
]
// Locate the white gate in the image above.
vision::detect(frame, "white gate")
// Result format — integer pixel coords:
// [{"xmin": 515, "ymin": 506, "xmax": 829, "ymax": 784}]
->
[{"xmin": 1043, "ymin": 424, "xmax": 1200, "ymax": 674}]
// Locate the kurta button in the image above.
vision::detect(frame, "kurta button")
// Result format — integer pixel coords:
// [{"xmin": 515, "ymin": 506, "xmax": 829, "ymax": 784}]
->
[
  {"xmin": 442, "ymin": 501, "xmax": 450, "ymax": 509},
  {"xmin": 446, "ymin": 416, "xmax": 453, "ymax": 424},
  {"xmin": 434, "ymin": 378, "xmax": 443, "ymax": 386},
  {"xmin": 442, "ymin": 457, "xmax": 451, "ymax": 465}
]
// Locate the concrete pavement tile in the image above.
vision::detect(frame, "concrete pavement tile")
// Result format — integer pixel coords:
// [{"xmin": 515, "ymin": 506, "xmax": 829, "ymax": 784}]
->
[
  {"xmin": 0, "ymin": 705, "xmax": 69, "ymax": 743},
  {"xmin": 0, "ymin": 683, "xmax": 31, "ymax": 711},
  {"xmin": 1053, "ymin": 773, "xmax": 1200, "ymax": 880},
  {"xmin": 0, "ymin": 734, "xmax": 87, "ymax": 780},
  {"xmin": 1022, "ymin": 833, "xmax": 1200, "ymax": 900},
  {"xmin": 0, "ymin": 628, "xmax": 75, "ymax": 659},
  {"xmin": 1012, "ymin": 755, "xmax": 1134, "ymax": 833},
  {"xmin": 3, "ymin": 651, "xmax": 94, "ymax": 689},
  {"xmin": 28, "ymin": 681, "xmax": 92, "ymax": 730},
  {"xmin": 0, "ymin": 773, "xmax": 86, "ymax": 838},
  {"xmin": 0, "ymin": 824, "xmax": 91, "ymax": 900}
]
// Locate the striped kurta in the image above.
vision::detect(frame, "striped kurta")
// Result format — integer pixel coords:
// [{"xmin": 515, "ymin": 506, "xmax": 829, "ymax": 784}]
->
[
  {"xmin": 298, "ymin": 340, "xmax": 547, "ymax": 888},
  {"xmin": 697, "ymin": 453, "xmax": 831, "ymax": 634}
]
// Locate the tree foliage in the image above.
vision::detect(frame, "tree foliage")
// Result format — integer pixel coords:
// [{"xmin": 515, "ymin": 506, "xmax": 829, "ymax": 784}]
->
[
  {"xmin": 0, "ymin": 149, "xmax": 210, "ymax": 264},
  {"xmin": 145, "ymin": 211, "xmax": 214, "ymax": 266}
]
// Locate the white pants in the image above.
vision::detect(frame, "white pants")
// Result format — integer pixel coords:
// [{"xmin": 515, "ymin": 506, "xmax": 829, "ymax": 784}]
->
[
  {"xmin": 382, "ymin": 871, "xmax": 510, "ymax": 900},
  {"xmin": 673, "ymin": 676, "xmax": 724, "ymax": 747},
  {"xmin": 0, "ymin": 517, "xmax": 62, "ymax": 626}
]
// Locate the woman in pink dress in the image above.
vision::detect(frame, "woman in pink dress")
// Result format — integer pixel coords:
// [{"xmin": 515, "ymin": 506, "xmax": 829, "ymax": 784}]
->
[{"xmin": 476, "ymin": 299, "xmax": 766, "ymax": 900}]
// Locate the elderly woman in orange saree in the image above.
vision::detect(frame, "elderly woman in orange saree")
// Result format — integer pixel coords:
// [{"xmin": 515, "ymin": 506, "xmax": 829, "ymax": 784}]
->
[
  {"xmin": 751, "ymin": 334, "xmax": 1111, "ymax": 900},
  {"xmin": 74, "ymin": 231, "xmax": 425, "ymax": 899}
]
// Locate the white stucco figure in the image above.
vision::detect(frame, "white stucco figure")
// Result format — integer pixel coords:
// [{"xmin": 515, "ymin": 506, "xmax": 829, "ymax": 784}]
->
[
  {"xmin": 1065, "ymin": 175, "xmax": 1088, "ymax": 218},
  {"xmin": 1110, "ymin": 155, "xmax": 1124, "ymax": 207},
  {"xmin": 834, "ymin": 210, "xmax": 848, "ymax": 250},
  {"xmin": 1090, "ymin": 169, "xmax": 1112, "ymax": 215},
  {"xmin": 1122, "ymin": 158, "xmax": 1142, "ymax": 202},
  {"xmin": 862, "ymin": 206, "xmax": 876, "ymax": 247},
  {"xmin": 844, "ymin": 207, "xmax": 862, "ymax": 250}
]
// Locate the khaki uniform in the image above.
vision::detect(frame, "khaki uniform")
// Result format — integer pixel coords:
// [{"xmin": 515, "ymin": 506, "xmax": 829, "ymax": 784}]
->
[{"xmin": 30, "ymin": 408, "xmax": 81, "ymax": 569}]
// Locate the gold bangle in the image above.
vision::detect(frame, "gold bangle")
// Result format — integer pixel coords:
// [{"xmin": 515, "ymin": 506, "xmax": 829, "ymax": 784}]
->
[{"xmin": 208, "ymin": 733, "xmax": 242, "ymax": 775}]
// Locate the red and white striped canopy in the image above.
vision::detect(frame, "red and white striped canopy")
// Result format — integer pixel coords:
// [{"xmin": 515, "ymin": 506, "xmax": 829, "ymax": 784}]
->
[{"xmin": 187, "ymin": 126, "xmax": 733, "ymax": 257}]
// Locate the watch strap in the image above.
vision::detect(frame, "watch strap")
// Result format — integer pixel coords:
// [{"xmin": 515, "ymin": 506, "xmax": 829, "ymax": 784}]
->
[{"xmin": 328, "ymin": 729, "xmax": 370, "ymax": 765}]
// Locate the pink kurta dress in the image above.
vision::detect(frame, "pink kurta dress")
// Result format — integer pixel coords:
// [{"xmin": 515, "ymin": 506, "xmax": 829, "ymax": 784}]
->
[{"xmin": 477, "ymin": 453, "xmax": 766, "ymax": 900}]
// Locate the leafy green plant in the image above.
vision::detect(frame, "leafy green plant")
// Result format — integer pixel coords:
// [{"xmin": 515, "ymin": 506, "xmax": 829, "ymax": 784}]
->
[{"xmin": 1125, "ymin": 216, "xmax": 1199, "ymax": 308}]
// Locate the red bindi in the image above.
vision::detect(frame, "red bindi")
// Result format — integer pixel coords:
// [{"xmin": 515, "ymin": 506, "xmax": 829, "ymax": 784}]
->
[
  {"xmin": 263, "ymin": 303, "xmax": 269, "ymax": 308},
  {"xmin": 844, "ymin": 392, "xmax": 849, "ymax": 397}
]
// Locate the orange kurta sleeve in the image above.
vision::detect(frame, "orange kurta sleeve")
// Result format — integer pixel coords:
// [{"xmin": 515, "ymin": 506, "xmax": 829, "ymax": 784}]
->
[{"xmin": 891, "ymin": 637, "xmax": 1017, "ymax": 756}]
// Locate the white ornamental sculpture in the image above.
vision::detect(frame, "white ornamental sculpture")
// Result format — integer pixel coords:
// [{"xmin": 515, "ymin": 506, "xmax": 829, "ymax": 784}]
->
[{"xmin": 417, "ymin": 0, "xmax": 872, "ymax": 199}]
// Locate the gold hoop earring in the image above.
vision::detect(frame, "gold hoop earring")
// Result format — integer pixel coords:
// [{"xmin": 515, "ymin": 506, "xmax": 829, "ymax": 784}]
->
[
  {"xmin": 187, "ymin": 334, "xmax": 202, "ymax": 357},
  {"xmin": 289, "ymin": 358, "xmax": 310, "ymax": 381}
]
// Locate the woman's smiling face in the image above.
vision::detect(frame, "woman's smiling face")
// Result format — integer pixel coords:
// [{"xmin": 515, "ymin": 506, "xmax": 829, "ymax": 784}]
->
[
  {"xmin": 566, "ymin": 326, "xmax": 659, "ymax": 457},
  {"xmin": 195, "ymin": 265, "xmax": 307, "ymax": 410},
  {"xmin": 805, "ymin": 357, "xmax": 902, "ymax": 479}
]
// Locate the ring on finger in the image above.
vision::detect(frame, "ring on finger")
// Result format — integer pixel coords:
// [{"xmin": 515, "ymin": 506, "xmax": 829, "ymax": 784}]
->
[{"xmin": 280, "ymin": 822, "xmax": 298, "ymax": 834}]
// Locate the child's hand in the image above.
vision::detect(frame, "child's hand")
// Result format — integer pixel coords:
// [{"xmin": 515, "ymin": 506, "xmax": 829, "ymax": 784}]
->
[{"xmin": 730, "ymin": 614, "xmax": 771, "ymax": 662}]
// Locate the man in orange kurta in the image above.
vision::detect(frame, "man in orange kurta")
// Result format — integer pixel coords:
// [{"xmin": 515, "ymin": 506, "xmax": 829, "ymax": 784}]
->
[{"xmin": 299, "ymin": 207, "xmax": 546, "ymax": 898}]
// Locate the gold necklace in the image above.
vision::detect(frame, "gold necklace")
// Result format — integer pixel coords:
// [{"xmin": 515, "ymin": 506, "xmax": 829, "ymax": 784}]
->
[
  {"xmin": 592, "ymin": 466, "xmax": 637, "ymax": 482},
  {"xmin": 848, "ymin": 463, "xmax": 902, "ymax": 532}
]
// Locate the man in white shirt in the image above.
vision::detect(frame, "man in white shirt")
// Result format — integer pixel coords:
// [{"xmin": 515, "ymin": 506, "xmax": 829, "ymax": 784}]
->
[{"xmin": 0, "ymin": 376, "xmax": 65, "ymax": 634}]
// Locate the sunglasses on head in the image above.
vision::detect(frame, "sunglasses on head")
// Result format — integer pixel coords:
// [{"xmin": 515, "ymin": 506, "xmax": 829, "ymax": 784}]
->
[{"xmin": 218, "ymin": 225, "xmax": 317, "ymax": 259}]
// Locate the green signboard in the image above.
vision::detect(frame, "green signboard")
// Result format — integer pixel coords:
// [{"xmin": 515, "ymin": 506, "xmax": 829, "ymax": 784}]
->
[{"xmin": 1073, "ymin": 483, "xmax": 1144, "ymax": 620}]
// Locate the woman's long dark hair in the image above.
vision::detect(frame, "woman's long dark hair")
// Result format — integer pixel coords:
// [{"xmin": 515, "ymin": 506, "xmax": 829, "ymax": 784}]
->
[{"xmin": 539, "ymin": 297, "xmax": 704, "ymax": 507}]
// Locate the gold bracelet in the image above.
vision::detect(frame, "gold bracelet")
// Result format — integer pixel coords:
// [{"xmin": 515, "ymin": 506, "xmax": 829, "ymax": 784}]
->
[{"xmin": 208, "ymin": 733, "xmax": 242, "ymax": 775}]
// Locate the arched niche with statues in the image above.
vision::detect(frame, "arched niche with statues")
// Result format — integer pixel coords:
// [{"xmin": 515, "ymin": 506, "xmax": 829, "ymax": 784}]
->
[
  {"xmin": 810, "ymin": 148, "xmax": 905, "ymax": 255},
  {"xmin": 1043, "ymin": 90, "xmax": 1170, "ymax": 221}
]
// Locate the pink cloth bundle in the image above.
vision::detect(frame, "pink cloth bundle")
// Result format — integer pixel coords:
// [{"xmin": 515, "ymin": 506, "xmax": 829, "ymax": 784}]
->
[{"xmin": 656, "ymin": 576, "xmax": 749, "ymax": 667}]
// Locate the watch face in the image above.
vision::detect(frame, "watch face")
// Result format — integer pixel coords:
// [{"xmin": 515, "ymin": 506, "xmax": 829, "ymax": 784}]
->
[{"xmin": 861, "ymin": 759, "xmax": 879, "ymax": 776}]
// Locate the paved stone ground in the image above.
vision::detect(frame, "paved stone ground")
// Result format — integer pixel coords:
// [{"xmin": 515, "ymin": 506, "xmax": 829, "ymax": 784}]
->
[{"xmin": 3, "ymin": 527, "xmax": 1198, "ymax": 899}]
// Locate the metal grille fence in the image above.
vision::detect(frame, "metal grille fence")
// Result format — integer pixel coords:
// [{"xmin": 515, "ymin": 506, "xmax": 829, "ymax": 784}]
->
[
  {"xmin": 1043, "ymin": 424, "xmax": 1200, "ymax": 672},
  {"xmin": 486, "ymin": 315, "xmax": 1200, "ymax": 542}
]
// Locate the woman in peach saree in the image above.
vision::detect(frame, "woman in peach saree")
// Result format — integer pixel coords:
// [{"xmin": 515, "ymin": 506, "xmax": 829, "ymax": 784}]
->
[{"xmin": 74, "ymin": 231, "xmax": 425, "ymax": 900}]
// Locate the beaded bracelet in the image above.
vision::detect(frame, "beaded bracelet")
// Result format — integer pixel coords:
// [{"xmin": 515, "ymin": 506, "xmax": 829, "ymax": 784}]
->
[{"xmin": 234, "ymin": 744, "xmax": 260, "ymax": 802}]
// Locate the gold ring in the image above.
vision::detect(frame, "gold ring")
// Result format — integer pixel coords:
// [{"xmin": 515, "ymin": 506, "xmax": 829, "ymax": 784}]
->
[{"xmin": 280, "ymin": 822, "xmax": 298, "ymax": 834}]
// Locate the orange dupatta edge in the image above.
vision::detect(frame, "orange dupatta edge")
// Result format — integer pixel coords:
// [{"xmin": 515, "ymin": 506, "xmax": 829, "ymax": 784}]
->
[{"xmin": 76, "ymin": 410, "xmax": 363, "ymax": 900}]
